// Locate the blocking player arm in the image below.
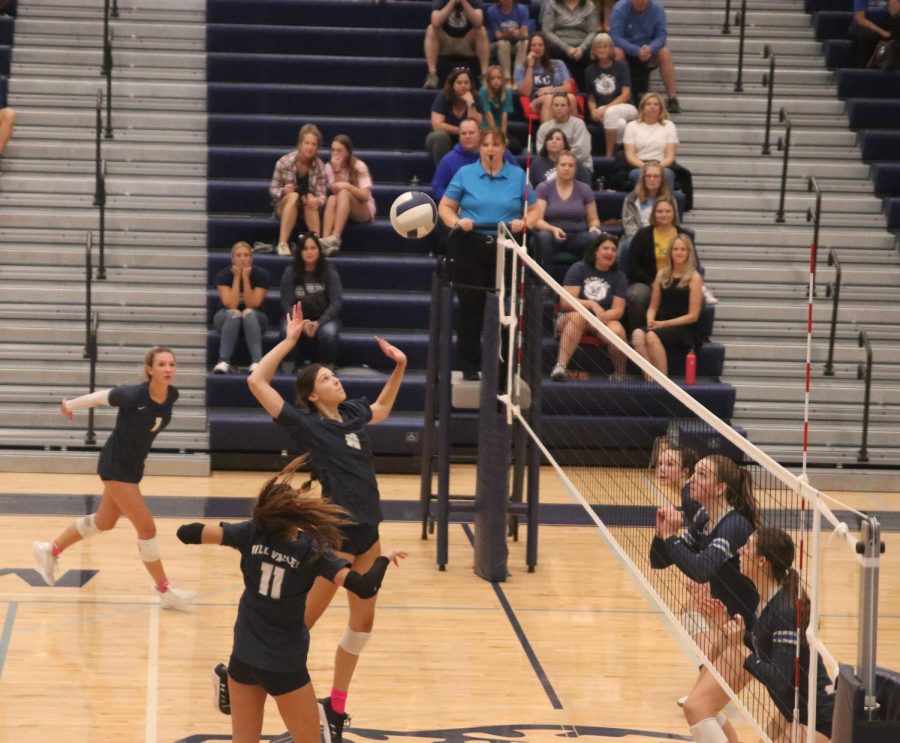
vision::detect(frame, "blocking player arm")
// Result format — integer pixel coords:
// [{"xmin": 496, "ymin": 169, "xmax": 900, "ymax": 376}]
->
[{"xmin": 176, "ymin": 522, "xmax": 225, "ymax": 545}]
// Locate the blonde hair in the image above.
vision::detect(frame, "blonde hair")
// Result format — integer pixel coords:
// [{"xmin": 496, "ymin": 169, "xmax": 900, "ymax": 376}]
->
[
  {"xmin": 296, "ymin": 123, "xmax": 323, "ymax": 162},
  {"xmin": 230, "ymin": 240, "xmax": 252, "ymax": 257},
  {"xmin": 658, "ymin": 232, "xmax": 698, "ymax": 289},
  {"xmin": 483, "ymin": 64, "xmax": 507, "ymax": 103},
  {"xmin": 637, "ymin": 92, "xmax": 669, "ymax": 124},
  {"xmin": 143, "ymin": 346, "xmax": 175, "ymax": 381}
]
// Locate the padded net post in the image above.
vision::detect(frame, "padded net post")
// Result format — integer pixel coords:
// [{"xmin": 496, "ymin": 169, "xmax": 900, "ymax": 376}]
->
[{"xmin": 473, "ymin": 291, "xmax": 510, "ymax": 581}]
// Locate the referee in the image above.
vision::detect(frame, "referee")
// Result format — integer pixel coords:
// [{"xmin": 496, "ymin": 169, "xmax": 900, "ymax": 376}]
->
[{"xmin": 438, "ymin": 126, "xmax": 537, "ymax": 380}]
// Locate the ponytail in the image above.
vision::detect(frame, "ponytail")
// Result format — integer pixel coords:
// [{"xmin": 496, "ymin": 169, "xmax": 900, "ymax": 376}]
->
[
  {"xmin": 253, "ymin": 455, "xmax": 352, "ymax": 554},
  {"xmin": 756, "ymin": 526, "xmax": 810, "ymax": 638},
  {"xmin": 709, "ymin": 455, "xmax": 759, "ymax": 529}
]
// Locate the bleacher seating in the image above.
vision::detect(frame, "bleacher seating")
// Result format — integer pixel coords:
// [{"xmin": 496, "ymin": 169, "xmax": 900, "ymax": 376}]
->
[
  {"xmin": 808, "ymin": 0, "xmax": 900, "ymax": 228},
  {"xmin": 204, "ymin": 0, "xmax": 734, "ymax": 467}
]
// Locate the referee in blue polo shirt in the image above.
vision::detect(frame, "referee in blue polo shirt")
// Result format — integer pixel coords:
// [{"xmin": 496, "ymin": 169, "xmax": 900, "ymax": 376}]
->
[{"xmin": 438, "ymin": 127, "xmax": 537, "ymax": 380}]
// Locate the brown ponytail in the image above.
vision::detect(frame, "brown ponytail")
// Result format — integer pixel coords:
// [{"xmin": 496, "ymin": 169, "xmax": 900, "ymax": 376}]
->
[
  {"xmin": 253, "ymin": 455, "xmax": 352, "ymax": 554},
  {"xmin": 294, "ymin": 363, "xmax": 324, "ymax": 412},
  {"xmin": 709, "ymin": 455, "xmax": 759, "ymax": 529},
  {"xmin": 756, "ymin": 526, "xmax": 810, "ymax": 636}
]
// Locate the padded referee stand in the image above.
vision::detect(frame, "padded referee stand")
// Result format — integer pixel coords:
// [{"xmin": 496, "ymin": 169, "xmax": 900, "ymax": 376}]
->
[
  {"xmin": 418, "ymin": 264, "xmax": 541, "ymax": 579},
  {"xmin": 831, "ymin": 664, "xmax": 900, "ymax": 742}
]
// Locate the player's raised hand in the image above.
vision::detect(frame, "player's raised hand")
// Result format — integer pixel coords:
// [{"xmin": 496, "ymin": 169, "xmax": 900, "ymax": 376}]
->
[
  {"xmin": 285, "ymin": 302, "xmax": 305, "ymax": 342},
  {"xmin": 375, "ymin": 336, "xmax": 407, "ymax": 367}
]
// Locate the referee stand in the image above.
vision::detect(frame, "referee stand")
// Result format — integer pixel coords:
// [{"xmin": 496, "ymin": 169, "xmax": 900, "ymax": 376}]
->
[{"xmin": 418, "ymin": 232, "xmax": 542, "ymax": 580}]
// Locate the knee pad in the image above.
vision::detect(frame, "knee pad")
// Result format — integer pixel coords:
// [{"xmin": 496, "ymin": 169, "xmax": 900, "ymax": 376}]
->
[
  {"xmin": 137, "ymin": 537, "xmax": 161, "ymax": 562},
  {"xmin": 688, "ymin": 718, "xmax": 728, "ymax": 743},
  {"xmin": 76, "ymin": 514, "xmax": 101, "ymax": 538},
  {"xmin": 715, "ymin": 712, "xmax": 728, "ymax": 727},
  {"xmin": 339, "ymin": 627, "xmax": 371, "ymax": 656}
]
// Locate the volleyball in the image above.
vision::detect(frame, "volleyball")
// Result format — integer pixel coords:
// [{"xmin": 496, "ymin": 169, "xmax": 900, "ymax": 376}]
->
[{"xmin": 389, "ymin": 191, "xmax": 437, "ymax": 239}]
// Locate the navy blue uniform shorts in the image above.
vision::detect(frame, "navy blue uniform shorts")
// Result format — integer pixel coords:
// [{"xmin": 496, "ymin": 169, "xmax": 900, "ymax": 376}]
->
[
  {"xmin": 228, "ymin": 655, "xmax": 310, "ymax": 696},
  {"xmin": 339, "ymin": 522, "xmax": 380, "ymax": 556}
]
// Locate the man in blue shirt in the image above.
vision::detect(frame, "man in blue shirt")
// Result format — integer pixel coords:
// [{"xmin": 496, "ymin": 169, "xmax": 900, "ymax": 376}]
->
[
  {"xmin": 438, "ymin": 127, "xmax": 537, "ymax": 379},
  {"xmin": 431, "ymin": 117, "xmax": 518, "ymax": 202},
  {"xmin": 610, "ymin": 0, "xmax": 681, "ymax": 112}
]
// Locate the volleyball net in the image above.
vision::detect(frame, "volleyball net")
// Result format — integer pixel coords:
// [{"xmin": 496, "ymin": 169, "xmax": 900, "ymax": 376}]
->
[{"xmin": 490, "ymin": 225, "xmax": 884, "ymax": 742}]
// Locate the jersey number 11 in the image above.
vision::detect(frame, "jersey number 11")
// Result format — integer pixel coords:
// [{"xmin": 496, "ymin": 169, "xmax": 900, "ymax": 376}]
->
[{"xmin": 258, "ymin": 562, "xmax": 285, "ymax": 599}]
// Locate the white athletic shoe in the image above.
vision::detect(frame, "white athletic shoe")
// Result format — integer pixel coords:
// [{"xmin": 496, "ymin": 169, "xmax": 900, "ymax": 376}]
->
[
  {"xmin": 702, "ymin": 285, "xmax": 719, "ymax": 306},
  {"xmin": 320, "ymin": 235, "xmax": 341, "ymax": 255},
  {"xmin": 32, "ymin": 541, "xmax": 58, "ymax": 586},
  {"xmin": 276, "ymin": 242, "xmax": 292, "ymax": 256},
  {"xmin": 212, "ymin": 361, "xmax": 232, "ymax": 374},
  {"xmin": 156, "ymin": 584, "xmax": 196, "ymax": 611},
  {"xmin": 247, "ymin": 362, "xmax": 259, "ymax": 373},
  {"xmin": 550, "ymin": 363, "xmax": 567, "ymax": 382}
]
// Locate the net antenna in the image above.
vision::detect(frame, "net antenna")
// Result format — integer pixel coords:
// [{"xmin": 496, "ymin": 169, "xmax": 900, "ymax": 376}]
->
[{"xmin": 492, "ymin": 226, "xmax": 881, "ymax": 743}]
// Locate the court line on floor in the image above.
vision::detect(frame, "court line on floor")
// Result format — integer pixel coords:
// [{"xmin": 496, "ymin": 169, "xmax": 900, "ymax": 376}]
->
[
  {"xmin": 461, "ymin": 523, "xmax": 563, "ymax": 710},
  {"xmin": 146, "ymin": 603, "xmax": 160, "ymax": 743},
  {"xmin": 0, "ymin": 601, "xmax": 17, "ymax": 681}
]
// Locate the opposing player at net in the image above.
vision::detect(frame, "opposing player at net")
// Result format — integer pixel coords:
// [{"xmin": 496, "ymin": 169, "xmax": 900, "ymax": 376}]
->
[
  {"xmin": 177, "ymin": 457, "xmax": 406, "ymax": 743},
  {"xmin": 650, "ymin": 454, "xmax": 761, "ymax": 736},
  {"xmin": 212, "ymin": 301, "xmax": 407, "ymax": 742},
  {"xmin": 31, "ymin": 347, "xmax": 195, "ymax": 610},
  {"xmin": 682, "ymin": 527, "xmax": 834, "ymax": 743}
]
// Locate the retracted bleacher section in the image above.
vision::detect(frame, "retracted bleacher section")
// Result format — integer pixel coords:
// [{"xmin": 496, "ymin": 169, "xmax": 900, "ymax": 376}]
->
[
  {"xmin": 810, "ymin": 0, "xmax": 900, "ymax": 229},
  {"xmin": 204, "ymin": 0, "xmax": 736, "ymax": 469}
]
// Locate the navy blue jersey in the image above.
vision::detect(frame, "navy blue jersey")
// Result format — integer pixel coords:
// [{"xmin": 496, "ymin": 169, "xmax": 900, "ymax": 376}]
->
[
  {"xmin": 745, "ymin": 587, "xmax": 835, "ymax": 736},
  {"xmin": 98, "ymin": 382, "xmax": 178, "ymax": 483},
  {"xmin": 650, "ymin": 509, "xmax": 759, "ymax": 626},
  {"xmin": 275, "ymin": 398, "xmax": 382, "ymax": 525},
  {"xmin": 222, "ymin": 520, "xmax": 350, "ymax": 673}
]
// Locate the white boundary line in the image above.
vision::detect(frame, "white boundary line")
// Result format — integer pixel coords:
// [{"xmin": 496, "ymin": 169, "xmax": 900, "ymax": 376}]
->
[{"xmin": 145, "ymin": 602, "xmax": 160, "ymax": 743}]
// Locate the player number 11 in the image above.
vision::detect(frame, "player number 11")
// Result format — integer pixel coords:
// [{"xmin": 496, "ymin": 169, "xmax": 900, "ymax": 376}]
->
[{"xmin": 258, "ymin": 561, "xmax": 285, "ymax": 599}]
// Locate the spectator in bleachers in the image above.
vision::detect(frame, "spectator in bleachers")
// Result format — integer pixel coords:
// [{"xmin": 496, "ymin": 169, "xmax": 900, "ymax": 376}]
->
[
  {"xmin": 486, "ymin": 0, "xmax": 531, "ymax": 87},
  {"xmin": 528, "ymin": 150, "xmax": 603, "ymax": 269},
  {"xmin": 609, "ymin": 0, "xmax": 680, "ymax": 112},
  {"xmin": 212, "ymin": 241, "xmax": 270, "ymax": 374},
  {"xmin": 426, "ymin": 68, "xmax": 484, "ymax": 166},
  {"xmin": 619, "ymin": 160, "xmax": 678, "ymax": 270},
  {"xmin": 0, "ymin": 107, "xmax": 15, "ymax": 171},
  {"xmin": 479, "ymin": 65, "xmax": 514, "ymax": 136},
  {"xmin": 623, "ymin": 194, "xmax": 677, "ymax": 331},
  {"xmin": 269, "ymin": 124, "xmax": 327, "ymax": 257},
  {"xmin": 438, "ymin": 127, "xmax": 538, "ymax": 380},
  {"xmin": 542, "ymin": 0, "xmax": 599, "ymax": 78},
  {"xmin": 623, "ymin": 91, "xmax": 677, "ymax": 190},
  {"xmin": 849, "ymin": 0, "xmax": 900, "ymax": 68},
  {"xmin": 631, "ymin": 232, "xmax": 702, "ymax": 378},
  {"xmin": 550, "ymin": 234, "xmax": 628, "ymax": 381},
  {"xmin": 584, "ymin": 33, "xmax": 637, "ymax": 157},
  {"xmin": 424, "ymin": 0, "xmax": 490, "ymax": 89},
  {"xmin": 279, "ymin": 233, "xmax": 343, "ymax": 370},
  {"xmin": 432, "ymin": 117, "xmax": 518, "ymax": 202},
  {"xmin": 529, "ymin": 127, "xmax": 593, "ymax": 186},
  {"xmin": 515, "ymin": 32, "xmax": 573, "ymax": 121},
  {"xmin": 535, "ymin": 92, "xmax": 594, "ymax": 174},
  {"xmin": 320, "ymin": 135, "xmax": 375, "ymax": 255}
]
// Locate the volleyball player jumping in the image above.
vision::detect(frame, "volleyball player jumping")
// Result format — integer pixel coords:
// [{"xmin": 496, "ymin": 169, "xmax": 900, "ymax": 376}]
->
[
  {"xmin": 177, "ymin": 457, "xmax": 406, "ymax": 743},
  {"xmin": 32, "ymin": 346, "xmax": 196, "ymax": 610},
  {"xmin": 212, "ymin": 302, "xmax": 407, "ymax": 742}
]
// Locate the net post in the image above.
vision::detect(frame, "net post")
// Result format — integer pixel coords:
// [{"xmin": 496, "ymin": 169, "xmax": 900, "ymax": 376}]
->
[
  {"xmin": 419, "ymin": 271, "xmax": 443, "ymax": 540},
  {"xmin": 473, "ymin": 292, "xmax": 510, "ymax": 581},
  {"xmin": 857, "ymin": 516, "xmax": 882, "ymax": 718},
  {"xmin": 435, "ymin": 280, "xmax": 455, "ymax": 570},
  {"xmin": 523, "ymin": 277, "xmax": 543, "ymax": 572}
]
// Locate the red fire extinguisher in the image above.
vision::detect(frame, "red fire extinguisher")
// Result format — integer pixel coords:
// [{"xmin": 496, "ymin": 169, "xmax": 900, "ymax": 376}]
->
[{"xmin": 685, "ymin": 350, "xmax": 696, "ymax": 385}]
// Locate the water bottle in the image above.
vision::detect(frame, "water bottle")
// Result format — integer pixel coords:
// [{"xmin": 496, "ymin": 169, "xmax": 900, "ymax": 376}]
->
[{"xmin": 685, "ymin": 350, "xmax": 697, "ymax": 385}]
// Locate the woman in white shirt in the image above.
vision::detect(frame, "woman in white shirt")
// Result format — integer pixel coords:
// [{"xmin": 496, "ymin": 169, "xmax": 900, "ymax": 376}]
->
[{"xmin": 623, "ymin": 92, "xmax": 678, "ymax": 191}]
